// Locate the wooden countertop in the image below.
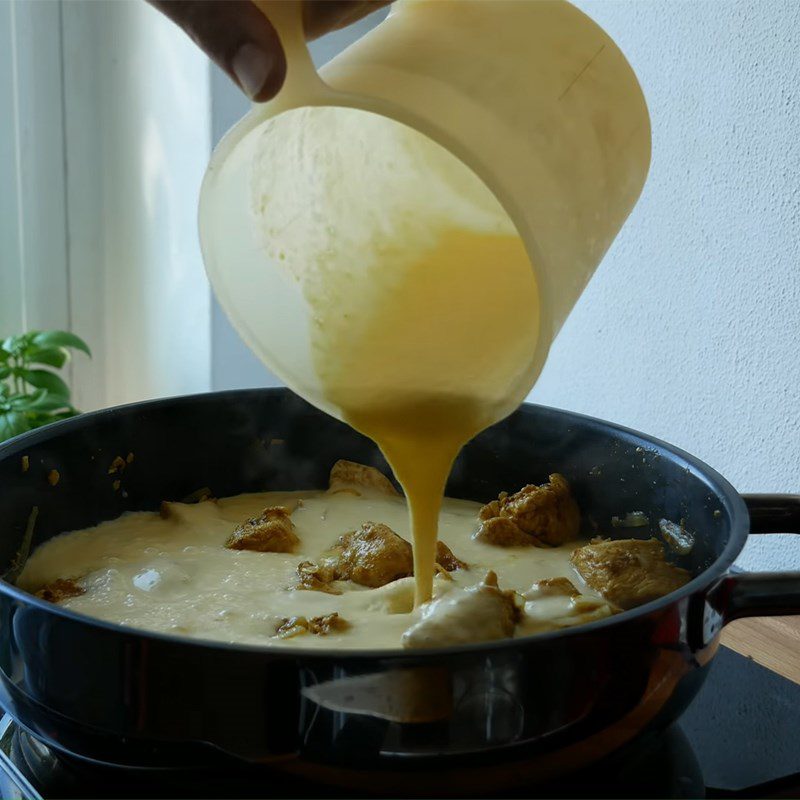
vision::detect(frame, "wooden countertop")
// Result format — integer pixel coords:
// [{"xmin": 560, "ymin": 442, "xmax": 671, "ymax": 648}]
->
[{"xmin": 721, "ymin": 616, "xmax": 800, "ymax": 685}]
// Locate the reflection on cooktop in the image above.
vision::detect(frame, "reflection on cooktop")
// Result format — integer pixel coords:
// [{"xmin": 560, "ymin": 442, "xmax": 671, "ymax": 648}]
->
[
  {"xmin": 0, "ymin": 724, "xmax": 706, "ymax": 800},
  {"xmin": 0, "ymin": 647, "xmax": 797, "ymax": 799},
  {"xmin": 682, "ymin": 647, "xmax": 800, "ymax": 796}
]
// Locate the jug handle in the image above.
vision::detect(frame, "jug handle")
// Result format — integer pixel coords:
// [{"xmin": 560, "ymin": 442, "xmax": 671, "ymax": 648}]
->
[{"xmin": 252, "ymin": 0, "xmax": 330, "ymax": 103}]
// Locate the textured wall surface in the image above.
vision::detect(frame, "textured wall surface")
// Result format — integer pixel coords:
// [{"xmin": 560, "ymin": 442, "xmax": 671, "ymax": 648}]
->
[{"xmin": 529, "ymin": 0, "xmax": 800, "ymax": 570}]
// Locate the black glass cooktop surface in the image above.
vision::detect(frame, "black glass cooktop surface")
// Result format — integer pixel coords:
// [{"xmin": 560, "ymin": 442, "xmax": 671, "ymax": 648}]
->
[{"xmin": 0, "ymin": 647, "xmax": 797, "ymax": 799}]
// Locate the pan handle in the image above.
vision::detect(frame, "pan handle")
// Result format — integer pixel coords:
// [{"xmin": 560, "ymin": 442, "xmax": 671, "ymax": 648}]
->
[
  {"xmin": 742, "ymin": 493, "xmax": 800, "ymax": 534},
  {"xmin": 720, "ymin": 494, "xmax": 800, "ymax": 621}
]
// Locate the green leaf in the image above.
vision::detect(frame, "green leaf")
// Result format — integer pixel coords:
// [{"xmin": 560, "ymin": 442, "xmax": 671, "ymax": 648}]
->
[
  {"xmin": 30, "ymin": 330, "xmax": 91, "ymax": 357},
  {"xmin": 23, "ymin": 390, "xmax": 71, "ymax": 412},
  {"xmin": 19, "ymin": 369, "xmax": 70, "ymax": 399},
  {"xmin": 0, "ymin": 366, "xmax": 9, "ymax": 380},
  {"xmin": 0, "ymin": 350, "xmax": 8, "ymax": 363},
  {"xmin": 1, "ymin": 335, "xmax": 24, "ymax": 356},
  {"xmin": 0, "ymin": 410, "xmax": 30, "ymax": 441},
  {"xmin": 8, "ymin": 391, "xmax": 41, "ymax": 410},
  {"xmin": 23, "ymin": 409, "xmax": 77, "ymax": 430},
  {"xmin": 26, "ymin": 347, "xmax": 68, "ymax": 369},
  {"xmin": 8, "ymin": 389, "xmax": 67, "ymax": 412},
  {"xmin": 46, "ymin": 409, "xmax": 78, "ymax": 422},
  {"xmin": 22, "ymin": 412, "xmax": 49, "ymax": 427}
]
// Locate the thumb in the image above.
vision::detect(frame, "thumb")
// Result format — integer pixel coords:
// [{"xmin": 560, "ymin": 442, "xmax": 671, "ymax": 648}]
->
[{"xmin": 148, "ymin": 0, "xmax": 287, "ymax": 102}]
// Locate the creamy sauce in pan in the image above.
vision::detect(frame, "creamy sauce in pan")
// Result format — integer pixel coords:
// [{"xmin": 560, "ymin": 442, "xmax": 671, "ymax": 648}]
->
[{"xmin": 18, "ymin": 488, "xmax": 600, "ymax": 650}]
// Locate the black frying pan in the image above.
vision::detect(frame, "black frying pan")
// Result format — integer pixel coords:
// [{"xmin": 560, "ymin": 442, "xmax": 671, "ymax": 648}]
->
[{"xmin": 0, "ymin": 388, "xmax": 797, "ymax": 795}]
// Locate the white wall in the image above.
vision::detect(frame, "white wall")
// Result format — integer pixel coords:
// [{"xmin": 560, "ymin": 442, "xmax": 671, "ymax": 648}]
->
[
  {"xmin": 0, "ymin": 1, "xmax": 70, "ymax": 346},
  {"xmin": 529, "ymin": 0, "xmax": 800, "ymax": 569}
]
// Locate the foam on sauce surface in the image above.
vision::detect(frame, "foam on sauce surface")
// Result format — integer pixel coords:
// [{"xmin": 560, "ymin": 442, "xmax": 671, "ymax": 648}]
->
[{"xmin": 18, "ymin": 488, "xmax": 597, "ymax": 650}]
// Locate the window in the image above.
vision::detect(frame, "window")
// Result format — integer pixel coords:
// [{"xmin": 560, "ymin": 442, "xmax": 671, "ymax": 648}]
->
[{"xmin": 1, "ymin": 0, "xmax": 212, "ymax": 411}]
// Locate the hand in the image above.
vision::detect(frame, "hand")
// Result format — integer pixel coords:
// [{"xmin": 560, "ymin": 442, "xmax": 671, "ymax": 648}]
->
[{"xmin": 148, "ymin": 1, "xmax": 390, "ymax": 102}]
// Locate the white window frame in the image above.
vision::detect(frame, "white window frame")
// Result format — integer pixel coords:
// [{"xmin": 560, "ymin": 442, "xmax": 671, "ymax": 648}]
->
[
  {"xmin": 2, "ymin": 0, "xmax": 213, "ymax": 412},
  {"xmin": 1, "ymin": 0, "xmax": 70, "ymax": 347}
]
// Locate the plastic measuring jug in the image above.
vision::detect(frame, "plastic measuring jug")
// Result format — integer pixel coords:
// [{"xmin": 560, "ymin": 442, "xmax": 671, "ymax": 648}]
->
[{"xmin": 199, "ymin": 0, "xmax": 651, "ymax": 428}]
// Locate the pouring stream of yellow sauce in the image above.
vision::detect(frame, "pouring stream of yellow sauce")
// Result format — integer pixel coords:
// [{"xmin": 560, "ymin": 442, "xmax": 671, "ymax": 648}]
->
[
  {"xmin": 253, "ymin": 2, "xmax": 541, "ymax": 606},
  {"xmin": 316, "ymin": 231, "xmax": 539, "ymax": 604}
]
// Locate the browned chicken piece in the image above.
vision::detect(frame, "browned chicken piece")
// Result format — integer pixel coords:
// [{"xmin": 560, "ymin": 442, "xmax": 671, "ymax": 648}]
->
[
  {"xmin": 402, "ymin": 571, "xmax": 521, "ymax": 649},
  {"xmin": 275, "ymin": 617, "xmax": 308, "ymax": 639},
  {"xmin": 570, "ymin": 538, "xmax": 690, "ymax": 610},
  {"xmin": 436, "ymin": 540, "xmax": 467, "ymax": 571},
  {"xmin": 107, "ymin": 455, "xmax": 127, "ymax": 475},
  {"xmin": 181, "ymin": 486, "xmax": 216, "ymax": 504},
  {"xmin": 160, "ymin": 495, "xmax": 218, "ymax": 521},
  {"xmin": 36, "ymin": 578, "xmax": 85, "ymax": 603},
  {"xmin": 274, "ymin": 612, "xmax": 350, "ymax": 639},
  {"xmin": 526, "ymin": 576, "xmax": 580, "ymax": 599},
  {"xmin": 474, "ymin": 517, "xmax": 535, "ymax": 547},
  {"xmin": 522, "ymin": 578, "xmax": 616, "ymax": 632},
  {"xmin": 331, "ymin": 523, "xmax": 467, "ymax": 588},
  {"xmin": 294, "ymin": 560, "xmax": 342, "ymax": 595},
  {"xmin": 328, "ymin": 460, "xmax": 399, "ymax": 497},
  {"xmin": 307, "ymin": 613, "xmax": 349, "ymax": 635},
  {"xmin": 159, "ymin": 501, "xmax": 178, "ymax": 519},
  {"xmin": 225, "ymin": 506, "xmax": 300, "ymax": 553},
  {"xmin": 475, "ymin": 474, "xmax": 580, "ymax": 547},
  {"xmin": 570, "ymin": 595, "xmax": 615, "ymax": 617},
  {"xmin": 335, "ymin": 522, "xmax": 413, "ymax": 587},
  {"xmin": 433, "ymin": 564, "xmax": 453, "ymax": 581},
  {"xmin": 482, "ymin": 570, "xmax": 523, "ymax": 629}
]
